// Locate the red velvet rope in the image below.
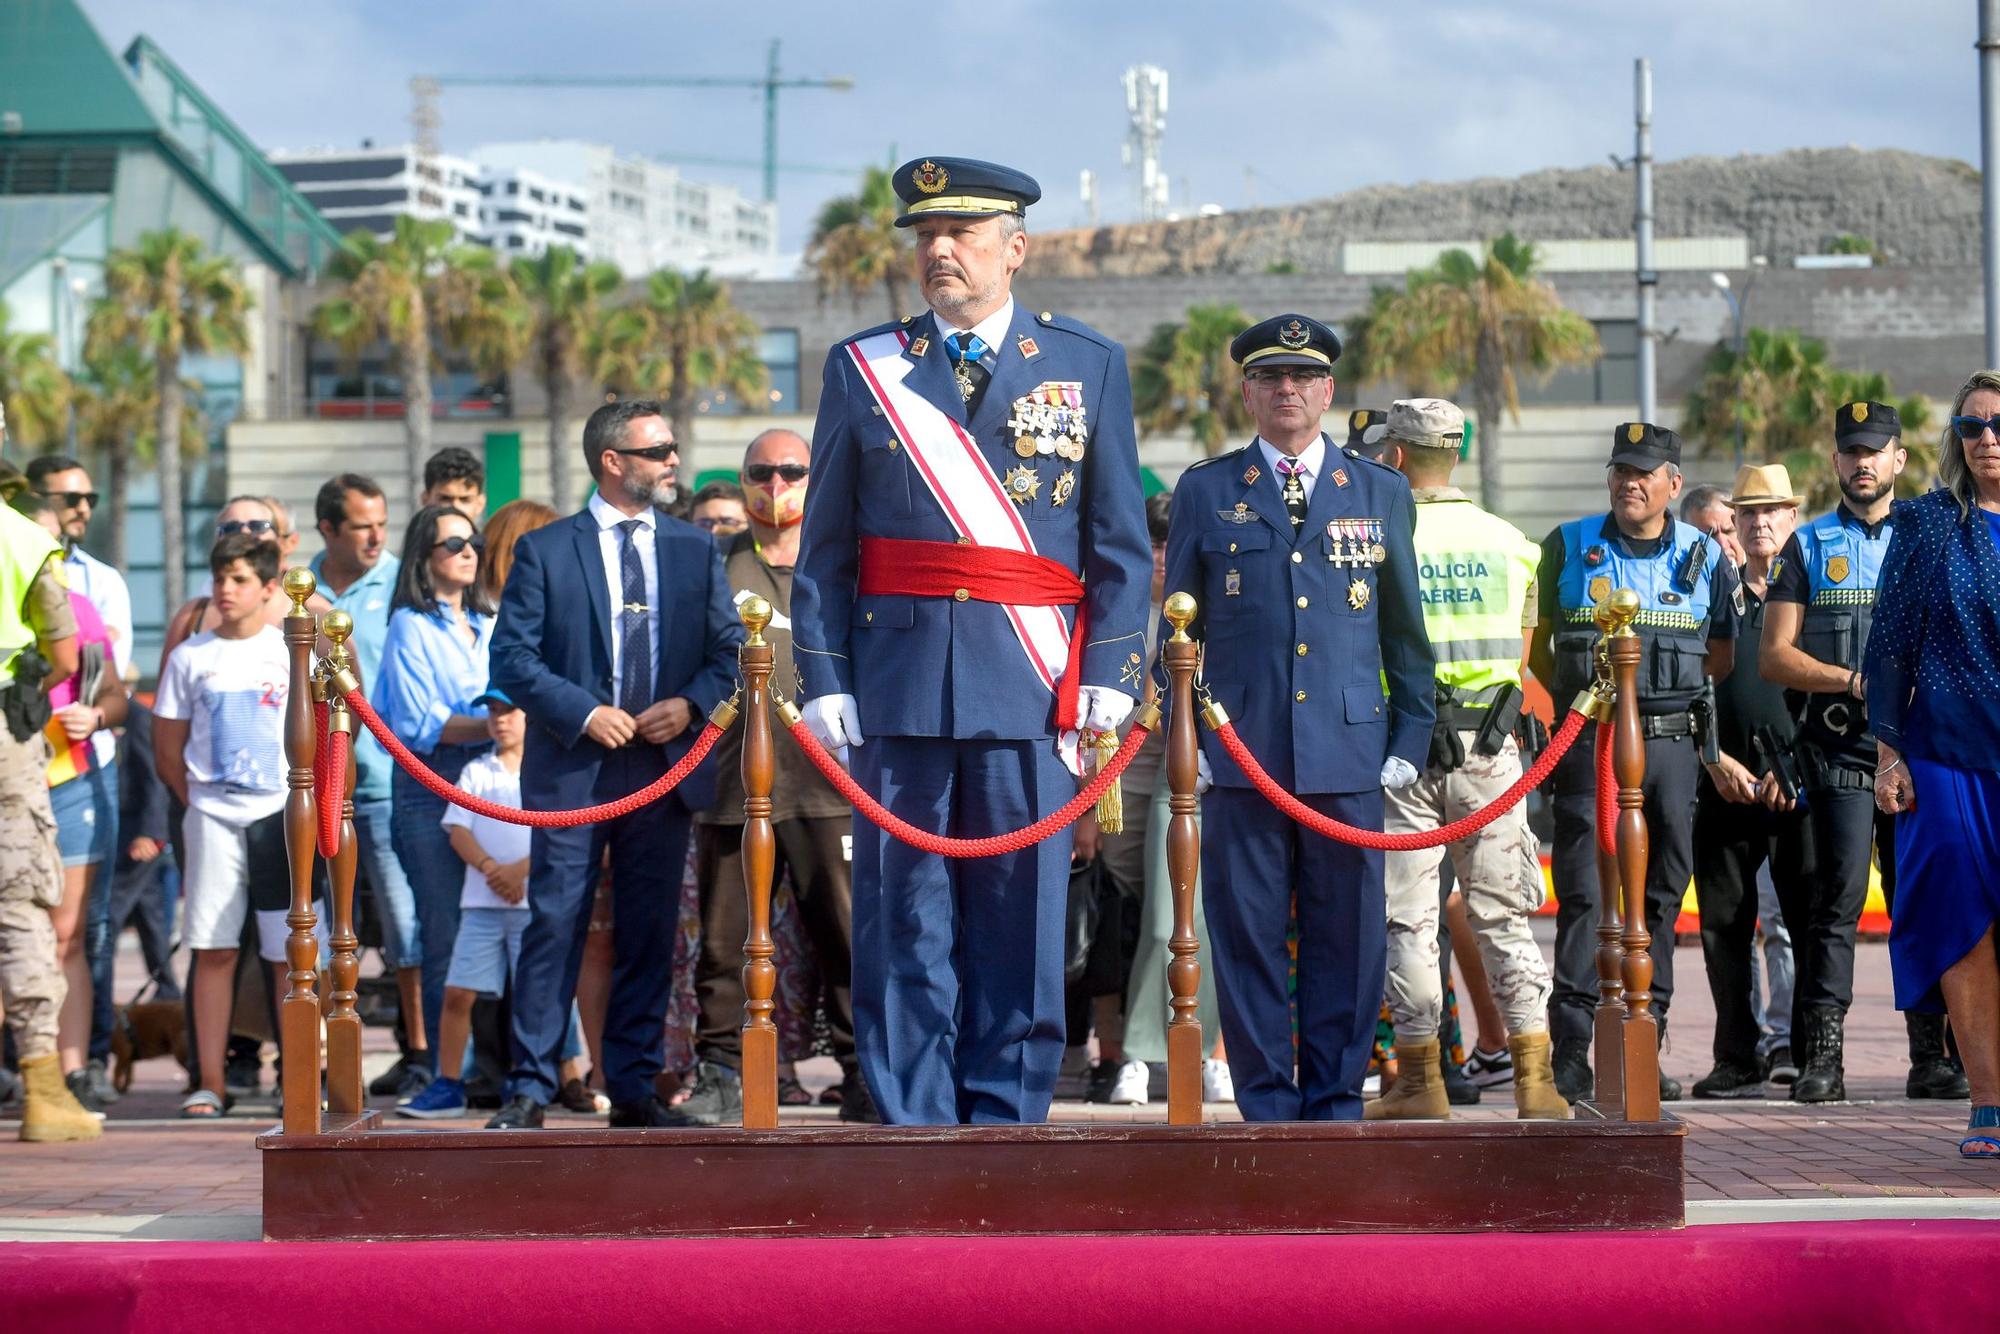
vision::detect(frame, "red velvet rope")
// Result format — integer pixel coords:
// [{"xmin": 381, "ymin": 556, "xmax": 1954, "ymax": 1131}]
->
[
  {"xmin": 787, "ymin": 721, "xmax": 1150, "ymax": 857},
  {"xmin": 1595, "ymin": 721, "xmax": 1617, "ymax": 860},
  {"xmin": 1212, "ymin": 708, "xmax": 1590, "ymax": 851},
  {"xmin": 312, "ymin": 700, "xmax": 340, "ymax": 859},
  {"xmin": 343, "ymin": 686, "xmax": 725, "ymax": 827}
]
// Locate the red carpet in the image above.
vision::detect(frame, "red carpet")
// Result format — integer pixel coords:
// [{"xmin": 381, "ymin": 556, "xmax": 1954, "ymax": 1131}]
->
[{"xmin": 4, "ymin": 1222, "xmax": 1997, "ymax": 1332}]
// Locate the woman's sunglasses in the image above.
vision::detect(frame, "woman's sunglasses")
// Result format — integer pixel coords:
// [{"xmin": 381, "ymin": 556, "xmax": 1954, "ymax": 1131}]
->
[
  {"xmin": 744, "ymin": 462, "xmax": 809, "ymax": 484},
  {"xmin": 1952, "ymin": 414, "xmax": 2000, "ymax": 441},
  {"xmin": 431, "ymin": 534, "xmax": 484, "ymax": 556}
]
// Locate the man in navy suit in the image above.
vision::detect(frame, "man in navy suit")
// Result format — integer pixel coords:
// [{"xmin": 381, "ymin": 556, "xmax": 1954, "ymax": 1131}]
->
[
  {"xmin": 486, "ymin": 399, "xmax": 742, "ymax": 1129},
  {"xmin": 1161, "ymin": 314, "xmax": 1435, "ymax": 1121},
  {"xmin": 791, "ymin": 156, "xmax": 1152, "ymax": 1125}
]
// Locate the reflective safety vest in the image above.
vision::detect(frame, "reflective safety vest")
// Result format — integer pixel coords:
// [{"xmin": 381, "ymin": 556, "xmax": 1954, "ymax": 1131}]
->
[
  {"xmin": 1412, "ymin": 497, "xmax": 1537, "ymax": 701},
  {"xmin": 1552, "ymin": 514, "xmax": 1724, "ymax": 715},
  {"xmin": 0, "ymin": 507, "xmax": 62, "ymax": 688},
  {"xmin": 1790, "ymin": 507, "xmax": 1893, "ymax": 754}
]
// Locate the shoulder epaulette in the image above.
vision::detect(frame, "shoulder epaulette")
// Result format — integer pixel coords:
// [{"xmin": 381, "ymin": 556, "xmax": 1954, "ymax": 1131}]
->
[
  {"xmin": 840, "ymin": 316, "xmax": 918, "ymax": 347},
  {"xmin": 1033, "ymin": 309, "xmax": 1119, "ymax": 351}
]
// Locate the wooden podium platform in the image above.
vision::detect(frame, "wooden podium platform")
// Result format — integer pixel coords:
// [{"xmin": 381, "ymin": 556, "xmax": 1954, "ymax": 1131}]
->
[{"xmin": 258, "ymin": 1108, "xmax": 1684, "ymax": 1241}]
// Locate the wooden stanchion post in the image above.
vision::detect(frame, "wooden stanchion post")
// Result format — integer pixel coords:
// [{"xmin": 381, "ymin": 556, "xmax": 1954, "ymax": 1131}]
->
[
  {"xmin": 737, "ymin": 596, "xmax": 778, "ymax": 1129},
  {"xmin": 1609, "ymin": 594, "xmax": 1661, "ymax": 1122},
  {"xmin": 278, "ymin": 567, "xmax": 322, "ymax": 1136},
  {"xmin": 322, "ymin": 611, "xmax": 363, "ymax": 1116},
  {"xmin": 1590, "ymin": 594, "xmax": 1633, "ymax": 1112},
  {"xmin": 1162, "ymin": 592, "xmax": 1205, "ymax": 1126}
]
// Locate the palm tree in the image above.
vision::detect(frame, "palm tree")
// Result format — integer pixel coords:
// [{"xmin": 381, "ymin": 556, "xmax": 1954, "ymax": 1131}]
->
[
  {"xmin": 0, "ymin": 300, "xmax": 71, "ymax": 453},
  {"xmin": 1131, "ymin": 303, "xmax": 1252, "ymax": 455},
  {"xmin": 497, "ymin": 246, "xmax": 623, "ymax": 510},
  {"xmin": 1355, "ymin": 234, "xmax": 1600, "ymax": 513},
  {"xmin": 88, "ymin": 231, "xmax": 251, "ymax": 609},
  {"xmin": 806, "ymin": 167, "xmax": 910, "ymax": 323},
  {"xmin": 70, "ymin": 341, "xmax": 197, "ymax": 573},
  {"xmin": 594, "ymin": 270, "xmax": 766, "ymax": 441},
  {"xmin": 315, "ymin": 217, "xmax": 507, "ymax": 506}
]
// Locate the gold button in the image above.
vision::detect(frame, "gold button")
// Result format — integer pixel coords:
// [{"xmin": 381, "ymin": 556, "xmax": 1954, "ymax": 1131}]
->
[
  {"xmin": 956, "ymin": 536, "xmax": 971, "ymax": 545},
  {"xmin": 865, "ymin": 612, "xmax": 874, "ymax": 623},
  {"xmin": 1296, "ymin": 597, "xmax": 1308, "ymax": 609},
  {"xmin": 1228, "ymin": 542, "xmax": 1238, "ymax": 553},
  {"xmin": 1296, "ymin": 643, "xmax": 1309, "ymax": 656},
  {"xmin": 888, "ymin": 440, "xmax": 899, "ymax": 451},
  {"xmin": 954, "ymin": 588, "xmax": 969, "ymax": 602},
  {"xmin": 1295, "ymin": 690, "xmax": 1308, "ymax": 702},
  {"xmin": 1291, "ymin": 551, "xmax": 1303, "ymax": 564}
]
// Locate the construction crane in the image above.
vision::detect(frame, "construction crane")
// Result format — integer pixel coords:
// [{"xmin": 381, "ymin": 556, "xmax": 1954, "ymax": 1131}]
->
[{"xmin": 411, "ymin": 40, "xmax": 854, "ymax": 203}]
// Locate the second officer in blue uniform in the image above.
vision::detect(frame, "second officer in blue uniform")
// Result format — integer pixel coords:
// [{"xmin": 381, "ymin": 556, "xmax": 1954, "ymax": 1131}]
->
[{"xmin": 1161, "ymin": 315, "xmax": 1434, "ymax": 1121}]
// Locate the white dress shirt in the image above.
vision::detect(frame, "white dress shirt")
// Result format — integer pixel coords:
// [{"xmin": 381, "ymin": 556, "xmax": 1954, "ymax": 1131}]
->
[
  {"xmin": 932, "ymin": 295, "xmax": 1015, "ymax": 361},
  {"xmin": 587, "ymin": 491, "xmax": 659, "ymax": 707},
  {"xmin": 1257, "ymin": 433, "xmax": 1330, "ymax": 506}
]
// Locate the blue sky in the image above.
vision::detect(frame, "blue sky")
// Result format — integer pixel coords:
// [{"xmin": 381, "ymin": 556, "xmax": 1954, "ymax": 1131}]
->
[{"xmin": 81, "ymin": 0, "xmax": 1979, "ymax": 251}]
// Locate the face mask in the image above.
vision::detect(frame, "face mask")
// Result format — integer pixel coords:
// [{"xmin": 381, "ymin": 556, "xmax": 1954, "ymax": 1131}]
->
[{"xmin": 746, "ymin": 479, "xmax": 806, "ymax": 529}]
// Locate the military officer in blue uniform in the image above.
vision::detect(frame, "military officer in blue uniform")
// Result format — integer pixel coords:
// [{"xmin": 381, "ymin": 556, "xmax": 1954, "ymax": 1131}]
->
[
  {"xmin": 1160, "ymin": 315, "xmax": 1435, "ymax": 1121},
  {"xmin": 791, "ymin": 156, "xmax": 1152, "ymax": 1126},
  {"xmin": 1529, "ymin": 423, "xmax": 1741, "ymax": 1103},
  {"xmin": 1763, "ymin": 401, "xmax": 1967, "ymax": 1102}
]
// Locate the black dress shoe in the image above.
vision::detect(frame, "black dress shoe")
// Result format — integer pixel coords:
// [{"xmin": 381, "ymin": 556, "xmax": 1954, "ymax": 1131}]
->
[
  {"xmin": 484, "ymin": 1095, "xmax": 545, "ymax": 1130},
  {"xmin": 609, "ymin": 1094, "xmax": 701, "ymax": 1128},
  {"xmin": 835, "ymin": 1068, "xmax": 882, "ymax": 1124},
  {"xmin": 1552, "ymin": 1037, "xmax": 1592, "ymax": 1104}
]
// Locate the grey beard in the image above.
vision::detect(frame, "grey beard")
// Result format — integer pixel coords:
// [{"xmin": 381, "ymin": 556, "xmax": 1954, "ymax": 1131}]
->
[
  {"xmin": 928, "ymin": 276, "xmax": 1003, "ymax": 322},
  {"xmin": 643, "ymin": 480, "xmax": 680, "ymax": 510}
]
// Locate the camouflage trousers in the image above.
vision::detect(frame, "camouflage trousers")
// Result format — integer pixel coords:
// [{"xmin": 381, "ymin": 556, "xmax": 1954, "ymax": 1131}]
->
[
  {"xmin": 1381, "ymin": 733, "xmax": 1551, "ymax": 1041},
  {"xmin": 0, "ymin": 724, "xmax": 65, "ymax": 1059}
]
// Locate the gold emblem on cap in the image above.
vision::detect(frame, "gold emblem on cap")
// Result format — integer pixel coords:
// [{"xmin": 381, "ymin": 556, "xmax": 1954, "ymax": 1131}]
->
[
  {"xmin": 1351, "ymin": 410, "xmax": 1367, "ymax": 431},
  {"xmin": 913, "ymin": 160, "xmax": 949, "ymax": 195},
  {"xmin": 1626, "ymin": 423, "xmax": 1644, "ymax": 445},
  {"xmin": 1852, "ymin": 402, "xmax": 1868, "ymax": 423},
  {"xmin": 1278, "ymin": 319, "xmax": 1310, "ymax": 350}
]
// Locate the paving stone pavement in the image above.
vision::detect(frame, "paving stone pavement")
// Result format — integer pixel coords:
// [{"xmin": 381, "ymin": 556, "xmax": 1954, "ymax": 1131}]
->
[{"xmin": 0, "ymin": 933, "xmax": 1992, "ymax": 1241}]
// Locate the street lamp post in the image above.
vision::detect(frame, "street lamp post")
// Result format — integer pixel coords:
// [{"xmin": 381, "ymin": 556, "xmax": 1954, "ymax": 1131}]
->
[{"xmin": 1710, "ymin": 258, "xmax": 1768, "ymax": 469}]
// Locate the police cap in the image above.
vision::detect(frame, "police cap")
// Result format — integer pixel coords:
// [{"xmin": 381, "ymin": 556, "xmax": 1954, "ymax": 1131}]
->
[
  {"xmin": 893, "ymin": 157, "xmax": 1041, "ymax": 227},
  {"xmin": 1834, "ymin": 400, "xmax": 1900, "ymax": 451},
  {"xmin": 1607, "ymin": 421, "xmax": 1682, "ymax": 472},
  {"xmin": 1229, "ymin": 314, "xmax": 1343, "ymax": 370},
  {"xmin": 1345, "ymin": 408, "xmax": 1390, "ymax": 459}
]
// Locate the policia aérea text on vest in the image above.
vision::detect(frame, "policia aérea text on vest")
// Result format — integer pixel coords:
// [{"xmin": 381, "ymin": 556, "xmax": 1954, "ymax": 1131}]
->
[
  {"xmin": 1789, "ymin": 508, "xmax": 1891, "ymax": 763},
  {"xmin": 1552, "ymin": 515, "xmax": 1724, "ymax": 716},
  {"xmin": 1413, "ymin": 497, "xmax": 1537, "ymax": 706}
]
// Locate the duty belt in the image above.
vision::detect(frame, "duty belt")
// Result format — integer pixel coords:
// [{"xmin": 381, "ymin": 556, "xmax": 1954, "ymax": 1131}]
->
[
  {"xmin": 1638, "ymin": 712, "xmax": 1697, "ymax": 741},
  {"xmin": 1438, "ymin": 704, "xmax": 1495, "ymax": 730},
  {"xmin": 1798, "ymin": 740, "xmax": 1874, "ymax": 793}
]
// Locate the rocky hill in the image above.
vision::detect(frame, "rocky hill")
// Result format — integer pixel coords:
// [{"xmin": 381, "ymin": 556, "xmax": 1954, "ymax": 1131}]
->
[{"xmin": 1026, "ymin": 147, "xmax": 1980, "ymax": 277}]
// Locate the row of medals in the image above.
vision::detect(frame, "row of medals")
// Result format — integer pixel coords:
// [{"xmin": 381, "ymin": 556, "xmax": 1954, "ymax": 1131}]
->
[
  {"xmin": 1002, "ymin": 384, "xmax": 1088, "ymax": 507},
  {"xmin": 1332, "ymin": 519, "xmax": 1386, "ymax": 610}
]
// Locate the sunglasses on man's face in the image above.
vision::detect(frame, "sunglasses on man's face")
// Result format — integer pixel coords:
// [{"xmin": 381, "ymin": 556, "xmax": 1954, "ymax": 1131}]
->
[
  {"xmin": 613, "ymin": 444, "xmax": 678, "ymax": 463},
  {"xmin": 1952, "ymin": 414, "xmax": 2000, "ymax": 441},
  {"xmin": 38, "ymin": 489, "xmax": 98, "ymax": 509},
  {"xmin": 431, "ymin": 534, "xmax": 484, "ymax": 557},
  {"xmin": 744, "ymin": 462, "xmax": 809, "ymax": 484},
  {"xmin": 216, "ymin": 518, "xmax": 276, "ymax": 537}
]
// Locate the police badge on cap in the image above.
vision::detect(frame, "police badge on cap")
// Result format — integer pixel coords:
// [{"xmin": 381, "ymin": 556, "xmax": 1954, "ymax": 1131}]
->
[
  {"xmin": 1607, "ymin": 421, "xmax": 1683, "ymax": 472},
  {"xmin": 1345, "ymin": 408, "xmax": 1390, "ymax": 460},
  {"xmin": 1834, "ymin": 400, "xmax": 1901, "ymax": 451}
]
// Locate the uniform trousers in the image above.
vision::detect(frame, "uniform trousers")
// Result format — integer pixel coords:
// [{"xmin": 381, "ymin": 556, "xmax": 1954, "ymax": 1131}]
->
[
  {"xmin": 849, "ymin": 735, "xmax": 1073, "ymax": 1126},
  {"xmin": 1201, "ymin": 785, "xmax": 1386, "ymax": 1122},
  {"xmin": 0, "ymin": 728, "xmax": 63, "ymax": 1059},
  {"xmin": 1781, "ymin": 771, "xmax": 1892, "ymax": 1033},
  {"xmin": 1548, "ymin": 730, "xmax": 1697, "ymax": 1046},
  {"xmin": 1691, "ymin": 780, "xmax": 1813, "ymax": 1069},
  {"xmin": 1383, "ymin": 734, "xmax": 1550, "ymax": 1042}
]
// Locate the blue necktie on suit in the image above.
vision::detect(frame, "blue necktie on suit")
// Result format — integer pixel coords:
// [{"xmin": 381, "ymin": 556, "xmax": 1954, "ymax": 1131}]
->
[{"xmin": 617, "ymin": 518, "xmax": 651, "ymax": 710}]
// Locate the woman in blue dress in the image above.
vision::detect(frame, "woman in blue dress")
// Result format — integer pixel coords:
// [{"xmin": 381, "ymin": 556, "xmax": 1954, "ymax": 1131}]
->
[{"xmin": 1865, "ymin": 369, "xmax": 2000, "ymax": 1159}]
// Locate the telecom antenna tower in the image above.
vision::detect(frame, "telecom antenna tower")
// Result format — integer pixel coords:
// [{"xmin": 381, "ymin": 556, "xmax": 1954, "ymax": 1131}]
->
[{"xmin": 1121, "ymin": 65, "xmax": 1170, "ymax": 222}]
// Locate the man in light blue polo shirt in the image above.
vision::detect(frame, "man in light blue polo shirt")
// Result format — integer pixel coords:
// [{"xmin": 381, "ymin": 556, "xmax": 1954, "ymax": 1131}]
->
[{"xmin": 309, "ymin": 473, "xmax": 426, "ymax": 1096}]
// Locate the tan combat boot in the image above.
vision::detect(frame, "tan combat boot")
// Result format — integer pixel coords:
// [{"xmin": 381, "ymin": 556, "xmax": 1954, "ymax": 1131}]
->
[
  {"xmin": 18, "ymin": 1052, "xmax": 103, "ymax": 1142},
  {"xmin": 1364, "ymin": 1037, "xmax": 1449, "ymax": 1120},
  {"xmin": 1509, "ymin": 1031, "xmax": 1572, "ymax": 1121}
]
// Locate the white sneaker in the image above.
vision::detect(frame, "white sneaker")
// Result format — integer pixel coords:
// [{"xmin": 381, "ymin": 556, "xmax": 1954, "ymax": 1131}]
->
[
  {"xmin": 1107, "ymin": 1059, "xmax": 1150, "ymax": 1105},
  {"xmin": 1202, "ymin": 1058, "xmax": 1235, "ymax": 1104}
]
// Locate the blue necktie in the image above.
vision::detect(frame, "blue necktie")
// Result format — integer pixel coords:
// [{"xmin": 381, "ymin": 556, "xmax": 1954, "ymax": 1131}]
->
[{"xmin": 616, "ymin": 519, "xmax": 651, "ymax": 712}]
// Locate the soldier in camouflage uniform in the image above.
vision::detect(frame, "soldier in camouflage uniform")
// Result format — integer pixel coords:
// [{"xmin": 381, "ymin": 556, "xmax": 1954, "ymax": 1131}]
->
[{"xmin": 1362, "ymin": 400, "xmax": 1568, "ymax": 1121}]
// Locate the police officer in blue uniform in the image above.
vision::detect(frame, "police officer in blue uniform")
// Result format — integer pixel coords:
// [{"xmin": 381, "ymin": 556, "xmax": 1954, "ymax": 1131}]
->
[
  {"xmin": 1528, "ymin": 423, "xmax": 1741, "ymax": 1103},
  {"xmin": 792, "ymin": 157, "xmax": 1152, "ymax": 1126},
  {"xmin": 1762, "ymin": 401, "xmax": 1968, "ymax": 1102},
  {"xmin": 1160, "ymin": 315, "xmax": 1434, "ymax": 1121}
]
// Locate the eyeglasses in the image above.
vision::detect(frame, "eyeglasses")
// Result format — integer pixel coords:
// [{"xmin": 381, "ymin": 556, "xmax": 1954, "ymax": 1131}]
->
[
  {"xmin": 431, "ymin": 534, "xmax": 484, "ymax": 556},
  {"xmin": 612, "ymin": 444, "xmax": 678, "ymax": 463},
  {"xmin": 743, "ymin": 462, "xmax": 809, "ymax": 484},
  {"xmin": 38, "ymin": 489, "xmax": 98, "ymax": 509},
  {"xmin": 695, "ymin": 515, "xmax": 746, "ymax": 532},
  {"xmin": 1952, "ymin": 414, "xmax": 2000, "ymax": 441},
  {"xmin": 1245, "ymin": 368, "xmax": 1330, "ymax": 386},
  {"xmin": 215, "ymin": 518, "xmax": 276, "ymax": 537}
]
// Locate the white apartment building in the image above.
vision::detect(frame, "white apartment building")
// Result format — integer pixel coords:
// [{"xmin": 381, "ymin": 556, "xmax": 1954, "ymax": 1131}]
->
[
  {"xmin": 471, "ymin": 139, "xmax": 778, "ymax": 277},
  {"xmin": 270, "ymin": 145, "xmax": 589, "ymax": 259}
]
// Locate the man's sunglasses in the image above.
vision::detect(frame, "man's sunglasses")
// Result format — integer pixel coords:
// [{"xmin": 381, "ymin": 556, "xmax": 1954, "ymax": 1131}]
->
[
  {"xmin": 1952, "ymin": 414, "xmax": 2000, "ymax": 441},
  {"xmin": 38, "ymin": 489, "xmax": 98, "ymax": 508},
  {"xmin": 744, "ymin": 462, "xmax": 809, "ymax": 484},
  {"xmin": 216, "ymin": 518, "xmax": 276, "ymax": 537},
  {"xmin": 613, "ymin": 444, "xmax": 678, "ymax": 463},
  {"xmin": 431, "ymin": 534, "xmax": 485, "ymax": 556}
]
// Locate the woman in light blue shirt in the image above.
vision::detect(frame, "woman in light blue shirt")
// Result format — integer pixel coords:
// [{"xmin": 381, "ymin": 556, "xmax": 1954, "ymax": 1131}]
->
[{"xmin": 378, "ymin": 504, "xmax": 495, "ymax": 1076}]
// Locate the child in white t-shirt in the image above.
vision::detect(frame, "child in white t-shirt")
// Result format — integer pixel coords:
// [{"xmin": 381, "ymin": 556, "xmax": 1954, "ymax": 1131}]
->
[{"xmin": 155, "ymin": 533, "xmax": 325, "ymax": 1118}]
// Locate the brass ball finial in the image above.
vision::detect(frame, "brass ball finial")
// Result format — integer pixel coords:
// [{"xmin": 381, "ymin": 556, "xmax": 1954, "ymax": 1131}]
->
[
  {"xmin": 740, "ymin": 594, "xmax": 772, "ymax": 645},
  {"xmin": 282, "ymin": 566, "xmax": 317, "ymax": 614},
  {"xmin": 1163, "ymin": 591, "xmax": 1197, "ymax": 641},
  {"xmin": 1594, "ymin": 586, "xmax": 1641, "ymax": 636},
  {"xmin": 323, "ymin": 609, "xmax": 354, "ymax": 645}
]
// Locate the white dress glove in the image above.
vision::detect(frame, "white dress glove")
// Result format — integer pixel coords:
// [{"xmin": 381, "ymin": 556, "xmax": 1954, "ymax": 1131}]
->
[
  {"xmin": 1077, "ymin": 685, "xmax": 1136, "ymax": 733},
  {"xmin": 1380, "ymin": 756, "xmax": 1420, "ymax": 790},
  {"xmin": 1196, "ymin": 750, "xmax": 1214, "ymax": 795},
  {"xmin": 802, "ymin": 694, "xmax": 865, "ymax": 751}
]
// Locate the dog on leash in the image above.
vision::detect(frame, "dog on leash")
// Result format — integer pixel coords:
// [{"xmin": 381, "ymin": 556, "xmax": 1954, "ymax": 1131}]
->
[{"xmin": 111, "ymin": 999, "xmax": 189, "ymax": 1093}]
